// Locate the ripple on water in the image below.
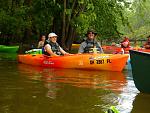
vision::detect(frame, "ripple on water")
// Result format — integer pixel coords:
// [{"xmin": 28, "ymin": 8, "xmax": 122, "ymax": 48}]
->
[{"xmin": 116, "ymin": 78, "xmax": 139, "ymax": 113}]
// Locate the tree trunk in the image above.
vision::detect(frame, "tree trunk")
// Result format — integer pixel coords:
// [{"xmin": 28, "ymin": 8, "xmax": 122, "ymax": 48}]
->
[
  {"xmin": 66, "ymin": 27, "xmax": 76, "ymax": 50},
  {"xmin": 61, "ymin": 0, "xmax": 67, "ymax": 49},
  {"xmin": 65, "ymin": 0, "xmax": 77, "ymax": 48}
]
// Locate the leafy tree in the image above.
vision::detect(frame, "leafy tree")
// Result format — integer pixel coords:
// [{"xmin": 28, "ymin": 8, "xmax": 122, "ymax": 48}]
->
[
  {"xmin": 118, "ymin": 0, "xmax": 150, "ymax": 40},
  {"xmin": 1, "ymin": 0, "xmax": 149, "ymax": 48}
]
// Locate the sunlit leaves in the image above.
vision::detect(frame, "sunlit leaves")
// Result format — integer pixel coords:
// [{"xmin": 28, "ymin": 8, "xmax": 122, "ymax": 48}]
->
[
  {"xmin": 78, "ymin": 0, "xmax": 84, "ymax": 4},
  {"xmin": 121, "ymin": 0, "xmax": 150, "ymax": 39},
  {"xmin": 65, "ymin": 9, "xmax": 72, "ymax": 15},
  {"xmin": 87, "ymin": 3, "xmax": 94, "ymax": 10},
  {"xmin": 91, "ymin": 0, "xmax": 125, "ymax": 39}
]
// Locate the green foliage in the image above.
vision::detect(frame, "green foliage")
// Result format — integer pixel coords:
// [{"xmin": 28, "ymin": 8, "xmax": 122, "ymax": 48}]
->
[
  {"xmin": 119, "ymin": 0, "xmax": 150, "ymax": 39},
  {"xmin": 0, "ymin": 0, "xmax": 31, "ymax": 38},
  {"xmin": 71, "ymin": 2, "xmax": 96, "ymax": 36},
  {"xmin": 73, "ymin": 12, "xmax": 96, "ymax": 35},
  {"xmin": 1, "ymin": 0, "xmax": 150, "ymax": 46},
  {"xmin": 91, "ymin": 0, "xmax": 121, "ymax": 39}
]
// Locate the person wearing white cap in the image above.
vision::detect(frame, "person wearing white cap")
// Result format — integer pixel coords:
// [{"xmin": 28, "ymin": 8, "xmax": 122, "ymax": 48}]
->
[{"xmin": 43, "ymin": 32, "xmax": 69, "ymax": 56}]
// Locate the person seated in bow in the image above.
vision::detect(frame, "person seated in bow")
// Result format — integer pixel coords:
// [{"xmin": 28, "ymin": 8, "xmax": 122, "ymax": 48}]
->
[
  {"xmin": 43, "ymin": 32, "xmax": 69, "ymax": 56},
  {"xmin": 120, "ymin": 36, "xmax": 130, "ymax": 48},
  {"xmin": 37, "ymin": 33, "xmax": 46, "ymax": 49},
  {"xmin": 78, "ymin": 29, "xmax": 103, "ymax": 54},
  {"xmin": 144, "ymin": 35, "xmax": 150, "ymax": 49}
]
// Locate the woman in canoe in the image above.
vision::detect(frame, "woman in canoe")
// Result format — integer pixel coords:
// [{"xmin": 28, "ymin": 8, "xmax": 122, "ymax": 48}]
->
[
  {"xmin": 43, "ymin": 33, "xmax": 69, "ymax": 56},
  {"xmin": 144, "ymin": 35, "xmax": 150, "ymax": 49},
  {"xmin": 78, "ymin": 29, "xmax": 103, "ymax": 53},
  {"xmin": 37, "ymin": 33, "xmax": 46, "ymax": 49}
]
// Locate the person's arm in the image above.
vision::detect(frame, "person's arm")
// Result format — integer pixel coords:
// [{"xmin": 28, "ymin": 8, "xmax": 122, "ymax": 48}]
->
[
  {"xmin": 78, "ymin": 42, "xmax": 86, "ymax": 53},
  {"xmin": 97, "ymin": 42, "xmax": 104, "ymax": 53},
  {"xmin": 59, "ymin": 46, "xmax": 69, "ymax": 55},
  {"xmin": 44, "ymin": 44, "xmax": 58, "ymax": 56},
  {"xmin": 37, "ymin": 41, "xmax": 42, "ymax": 48}
]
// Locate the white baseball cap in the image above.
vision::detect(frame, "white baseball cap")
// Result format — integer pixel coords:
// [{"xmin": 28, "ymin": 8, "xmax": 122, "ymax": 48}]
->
[{"xmin": 48, "ymin": 33, "xmax": 57, "ymax": 38}]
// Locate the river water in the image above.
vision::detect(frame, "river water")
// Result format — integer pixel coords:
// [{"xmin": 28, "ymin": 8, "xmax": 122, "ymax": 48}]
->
[{"xmin": 0, "ymin": 53, "xmax": 150, "ymax": 113}]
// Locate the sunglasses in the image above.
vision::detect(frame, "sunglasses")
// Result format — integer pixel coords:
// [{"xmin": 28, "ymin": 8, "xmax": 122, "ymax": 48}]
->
[
  {"xmin": 50, "ymin": 36, "xmax": 57, "ymax": 38},
  {"xmin": 88, "ymin": 32, "xmax": 94, "ymax": 34}
]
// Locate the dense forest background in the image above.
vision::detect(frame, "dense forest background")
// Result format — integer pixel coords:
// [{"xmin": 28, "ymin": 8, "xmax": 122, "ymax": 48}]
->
[{"xmin": 0, "ymin": 0, "xmax": 150, "ymax": 50}]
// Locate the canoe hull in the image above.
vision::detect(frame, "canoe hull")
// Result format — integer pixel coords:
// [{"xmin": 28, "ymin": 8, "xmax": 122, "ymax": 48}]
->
[
  {"xmin": 129, "ymin": 50, "xmax": 150, "ymax": 93},
  {"xmin": 18, "ymin": 54, "xmax": 128, "ymax": 72},
  {"xmin": 0, "ymin": 45, "xmax": 19, "ymax": 53}
]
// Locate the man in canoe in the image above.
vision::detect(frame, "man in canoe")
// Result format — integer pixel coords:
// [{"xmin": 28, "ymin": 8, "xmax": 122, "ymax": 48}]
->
[
  {"xmin": 144, "ymin": 35, "xmax": 150, "ymax": 49},
  {"xmin": 43, "ymin": 33, "xmax": 69, "ymax": 56},
  {"xmin": 78, "ymin": 29, "xmax": 103, "ymax": 53}
]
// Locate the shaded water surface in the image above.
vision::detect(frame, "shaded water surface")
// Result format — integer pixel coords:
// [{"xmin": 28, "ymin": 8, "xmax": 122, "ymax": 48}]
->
[{"xmin": 0, "ymin": 57, "xmax": 149, "ymax": 113}]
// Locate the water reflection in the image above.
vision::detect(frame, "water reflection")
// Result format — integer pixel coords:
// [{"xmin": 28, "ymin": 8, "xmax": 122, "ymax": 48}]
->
[
  {"xmin": 17, "ymin": 64, "xmax": 127, "ymax": 112},
  {"xmin": 18, "ymin": 64, "xmax": 127, "ymax": 93},
  {"xmin": 116, "ymin": 78, "xmax": 139, "ymax": 113},
  {"xmin": 0, "ymin": 53, "xmax": 17, "ymax": 61},
  {"xmin": 131, "ymin": 93, "xmax": 150, "ymax": 113},
  {"xmin": 1, "ymin": 61, "xmax": 148, "ymax": 113}
]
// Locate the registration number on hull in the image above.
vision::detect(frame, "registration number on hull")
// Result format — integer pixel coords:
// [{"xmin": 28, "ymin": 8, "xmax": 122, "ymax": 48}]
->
[
  {"xmin": 43, "ymin": 60, "xmax": 54, "ymax": 65},
  {"xmin": 89, "ymin": 56, "xmax": 111, "ymax": 64},
  {"xmin": 90, "ymin": 59, "xmax": 111, "ymax": 64}
]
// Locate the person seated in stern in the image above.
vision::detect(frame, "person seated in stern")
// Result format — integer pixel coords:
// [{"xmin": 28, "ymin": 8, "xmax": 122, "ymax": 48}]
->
[
  {"xmin": 120, "ymin": 36, "xmax": 130, "ymax": 48},
  {"xmin": 144, "ymin": 35, "xmax": 150, "ymax": 49},
  {"xmin": 43, "ymin": 33, "xmax": 69, "ymax": 56},
  {"xmin": 37, "ymin": 33, "xmax": 46, "ymax": 49},
  {"xmin": 78, "ymin": 29, "xmax": 103, "ymax": 54}
]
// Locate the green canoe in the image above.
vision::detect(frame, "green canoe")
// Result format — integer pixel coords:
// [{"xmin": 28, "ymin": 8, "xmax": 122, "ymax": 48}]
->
[
  {"xmin": 129, "ymin": 50, "xmax": 150, "ymax": 93},
  {"xmin": 0, "ymin": 45, "xmax": 19, "ymax": 53}
]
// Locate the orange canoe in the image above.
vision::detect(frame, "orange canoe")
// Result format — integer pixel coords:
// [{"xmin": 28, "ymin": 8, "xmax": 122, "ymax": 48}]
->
[
  {"xmin": 18, "ymin": 53, "xmax": 128, "ymax": 72},
  {"xmin": 102, "ymin": 46, "xmax": 123, "ymax": 54},
  {"xmin": 102, "ymin": 45, "xmax": 150, "ymax": 54}
]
